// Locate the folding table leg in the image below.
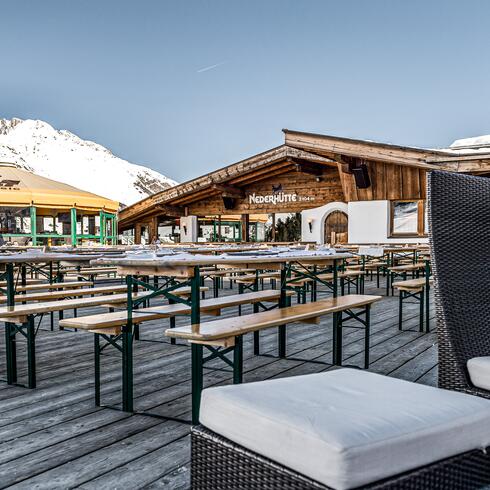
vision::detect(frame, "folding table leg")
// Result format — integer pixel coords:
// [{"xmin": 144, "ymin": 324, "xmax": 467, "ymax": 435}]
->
[
  {"xmin": 398, "ymin": 291, "xmax": 404, "ymax": 330},
  {"xmin": 278, "ymin": 326, "xmax": 287, "ymax": 358},
  {"xmin": 364, "ymin": 306, "xmax": 371, "ymax": 369},
  {"xmin": 191, "ymin": 343, "xmax": 204, "ymax": 425},
  {"xmin": 122, "ymin": 330, "xmax": 133, "ymax": 412},
  {"xmin": 233, "ymin": 336, "xmax": 243, "ymax": 384},
  {"xmin": 419, "ymin": 291, "xmax": 424, "ymax": 333},
  {"xmin": 5, "ymin": 323, "xmax": 17, "ymax": 384},
  {"xmin": 26, "ymin": 317, "xmax": 36, "ymax": 389},
  {"xmin": 94, "ymin": 334, "xmax": 101, "ymax": 406}
]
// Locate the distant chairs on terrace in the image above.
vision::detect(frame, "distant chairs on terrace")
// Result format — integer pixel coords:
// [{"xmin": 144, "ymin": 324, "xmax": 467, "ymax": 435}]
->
[{"xmin": 429, "ymin": 170, "xmax": 490, "ymax": 397}]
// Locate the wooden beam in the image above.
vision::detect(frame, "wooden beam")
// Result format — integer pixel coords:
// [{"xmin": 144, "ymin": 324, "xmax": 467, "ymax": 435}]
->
[
  {"xmin": 293, "ymin": 162, "xmax": 324, "ymax": 176},
  {"xmin": 155, "ymin": 204, "xmax": 184, "ymax": 217},
  {"xmin": 241, "ymin": 214, "xmax": 250, "ymax": 242},
  {"xmin": 284, "ymin": 130, "xmax": 440, "ymax": 170},
  {"xmin": 212, "ymin": 183, "xmax": 245, "ymax": 198}
]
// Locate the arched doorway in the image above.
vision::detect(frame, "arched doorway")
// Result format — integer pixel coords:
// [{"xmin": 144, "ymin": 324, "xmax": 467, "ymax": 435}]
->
[{"xmin": 324, "ymin": 211, "xmax": 348, "ymax": 245}]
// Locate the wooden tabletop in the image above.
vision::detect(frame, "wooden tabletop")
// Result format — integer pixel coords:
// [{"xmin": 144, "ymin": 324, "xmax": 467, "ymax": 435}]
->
[
  {"xmin": 93, "ymin": 250, "xmax": 351, "ymax": 267},
  {"xmin": 0, "ymin": 252, "xmax": 102, "ymax": 265}
]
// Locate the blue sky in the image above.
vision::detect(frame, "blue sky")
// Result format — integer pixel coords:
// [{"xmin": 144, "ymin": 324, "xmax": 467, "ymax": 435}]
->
[{"xmin": 1, "ymin": 0, "xmax": 490, "ymax": 182}]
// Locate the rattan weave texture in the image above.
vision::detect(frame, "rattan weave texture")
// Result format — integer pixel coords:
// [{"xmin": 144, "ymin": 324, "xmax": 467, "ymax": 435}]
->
[
  {"xmin": 428, "ymin": 171, "xmax": 490, "ymax": 397},
  {"xmin": 191, "ymin": 426, "xmax": 490, "ymax": 489}
]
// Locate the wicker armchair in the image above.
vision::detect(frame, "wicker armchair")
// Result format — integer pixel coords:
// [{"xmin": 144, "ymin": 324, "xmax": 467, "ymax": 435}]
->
[{"xmin": 428, "ymin": 170, "xmax": 490, "ymax": 397}]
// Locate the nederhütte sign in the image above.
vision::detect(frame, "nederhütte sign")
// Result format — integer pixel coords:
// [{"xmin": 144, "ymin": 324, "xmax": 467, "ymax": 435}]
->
[{"xmin": 248, "ymin": 192, "xmax": 315, "ymax": 205}]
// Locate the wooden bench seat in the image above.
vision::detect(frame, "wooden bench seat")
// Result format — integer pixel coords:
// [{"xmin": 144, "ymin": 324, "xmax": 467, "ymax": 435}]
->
[
  {"xmin": 392, "ymin": 277, "xmax": 433, "ymax": 333},
  {"xmin": 0, "ymin": 286, "xmax": 208, "ymax": 323},
  {"xmin": 14, "ymin": 281, "xmax": 94, "ymax": 292},
  {"xmin": 0, "ymin": 278, "xmax": 44, "ymax": 287},
  {"xmin": 163, "ymin": 293, "xmax": 381, "ymax": 423},
  {"xmin": 59, "ymin": 289, "xmax": 293, "ymax": 335},
  {"xmin": 392, "ymin": 277, "xmax": 433, "ymax": 291},
  {"xmin": 388, "ymin": 262, "xmax": 426, "ymax": 272},
  {"xmin": 64, "ymin": 267, "xmax": 118, "ymax": 278},
  {"xmin": 235, "ymin": 272, "xmax": 281, "ymax": 284},
  {"xmin": 0, "ymin": 284, "xmax": 129, "ymax": 304},
  {"xmin": 204, "ymin": 268, "xmax": 254, "ymax": 277},
  {"xmin": 165, "ymin": 294, "xmax": 381, "ymax": 343},
  {"xmin": 62, "ymin": 267, "xmax": 118, "ymax": 274}
]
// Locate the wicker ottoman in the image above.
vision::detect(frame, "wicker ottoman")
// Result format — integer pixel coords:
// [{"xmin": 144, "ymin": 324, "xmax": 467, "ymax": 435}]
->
[{"xmin": 193, "ymin": 369, "xmax": 490, "ymax": 489}]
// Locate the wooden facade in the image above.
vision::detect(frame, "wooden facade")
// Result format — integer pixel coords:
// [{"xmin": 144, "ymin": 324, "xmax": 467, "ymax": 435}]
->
[{"xmin": 118, "ymin": 129, "xmax": 490, "ymax": 241}]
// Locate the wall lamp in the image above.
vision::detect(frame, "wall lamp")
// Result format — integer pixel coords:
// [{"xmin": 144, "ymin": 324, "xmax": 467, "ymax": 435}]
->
[
  {"xmin": 183, "ymin": 225, "xmax": 187, "ymax": 235},
  {"xmin": 307, "ymin": 218, "xmax": 314, "ymax": 233}
]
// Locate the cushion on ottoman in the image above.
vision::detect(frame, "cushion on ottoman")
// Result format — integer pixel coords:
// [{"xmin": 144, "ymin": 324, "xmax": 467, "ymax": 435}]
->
[
  {"xmin": 467, "ymin": 356, "xmax": 490, "ymax": 391},
  {"xmin": 200, "ymin": 368, "xmax": 490, "ymax": 490}
]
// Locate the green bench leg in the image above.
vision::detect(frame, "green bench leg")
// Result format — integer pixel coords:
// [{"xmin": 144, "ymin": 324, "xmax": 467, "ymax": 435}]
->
[
  {"xmin": 333, "ymin": 311, "xmax": 342, "ymax": 365},
  {"xmin": 425, "ymin": 261, "xmax": 431, "ymax": 333},
  {"xmin": 191, "ymin": 343, "xmax": 204, "ymax": 425},
  {"xmin": 233, "ymin": 336, "xmax": 243, "ymax": 384},
  {"xmin": 419, "ymin": 290, "xmax": 424, "ymax": 333},
  {"xmin": 5, "ymin": 323, "xmax": 17, "ymax": 384},
  {"xmin": 213, "ymin": 276, "xmax": 219, "ymax": 298},
  {"xmin": 278, "ymin": 326, "xmax": 287, "ymax": 358},
  {"xmin": 333, "ymin": 307, "xmax": 371, "ymax": 368},
  {"xmin": 398, "ymin": 291, "xmax": 404, "ymax": 330},
  {"xmin": 364, "ymin": 306, "xmax": 371, "ymax": 369},
  {"xmin": 26, "ymin": 316, "xmax": 36, "ymax": 389},
  {"xmin": 122, "ymin": 330, "xmax": 133, "ymax": 412},
  {"xmin": 94, "ymin": 334, "xmax": 101, "ymax": 406}
]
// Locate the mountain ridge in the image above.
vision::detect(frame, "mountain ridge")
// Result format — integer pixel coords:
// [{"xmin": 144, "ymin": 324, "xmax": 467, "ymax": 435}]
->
[{"xmin": 0, "ymin": 118, "xmax": 178, "ymax": 206}]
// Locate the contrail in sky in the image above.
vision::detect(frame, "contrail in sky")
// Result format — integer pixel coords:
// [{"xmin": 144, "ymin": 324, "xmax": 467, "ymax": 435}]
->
[{"xmin": 197, "ymin": 61, "xmax": 227, "ymax": 73}]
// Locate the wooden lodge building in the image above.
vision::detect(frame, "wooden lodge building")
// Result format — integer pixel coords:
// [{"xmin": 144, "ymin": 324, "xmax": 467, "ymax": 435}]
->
[{"xmin": 118, "ymin": 130, "xmax": 490, "ymax": 245}]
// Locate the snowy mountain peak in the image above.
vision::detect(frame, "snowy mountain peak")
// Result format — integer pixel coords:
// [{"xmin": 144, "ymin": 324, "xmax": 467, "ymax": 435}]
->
[{"xmin": 0, "ymin": 118, "xmax": 178, "ymax": 206}]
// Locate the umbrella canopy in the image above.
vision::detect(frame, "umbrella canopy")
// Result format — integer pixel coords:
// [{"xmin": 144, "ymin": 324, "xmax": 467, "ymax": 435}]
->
[{"xmin": 0, "ymin": 163, "xmax": 119, "ymax": 212}]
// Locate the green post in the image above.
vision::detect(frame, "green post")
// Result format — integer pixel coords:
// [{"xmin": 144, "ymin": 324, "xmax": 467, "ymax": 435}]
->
[
  {"xmin": 113, "ymin": 215, "xmax": 117, "ymax": 244},
  {"xmin": 70, "ymin": 208, "xmax": 77, "ymax": 247},
  {"xmin": 99, "ymin": 211, "xmax": 106, "ymax": 244},
  {"xmin": 30, "ymin": 206, "xmax": 37, "ymax": 246}
]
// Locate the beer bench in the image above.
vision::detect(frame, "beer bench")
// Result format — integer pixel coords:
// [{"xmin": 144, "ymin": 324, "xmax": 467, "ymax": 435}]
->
[
  {"xmin": 387, "ymin": 262, "xmax": 426, "ymax": 295},
  {"xmin": 165, "ymin": 294, "xmax": 381, "ymax": 424},
  {"xmin": 59, "ymin": 289, "xmax": 292, "ymax": 335},
  {"xmin": 0, "ymin": 285, "xmax": 207, "ymax": 389},
  {"xmin": 393, "ymin": 276, "xmax": 433, "ymax": 333},
  {"xmin": 14, "ymin": 280, "xmax": 94, "ymax": 293},
  {"xmin": 77, "ymin": 289, "xmax": 294, "ymax": 415},
  {"xmin": 0, "ymin": 284, "xmax": 128, "ymax": 304}
]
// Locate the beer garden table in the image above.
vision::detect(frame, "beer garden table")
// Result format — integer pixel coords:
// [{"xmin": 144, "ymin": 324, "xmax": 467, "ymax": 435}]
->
[
  {"xmin": 0, "ymin": 252, "xmax": 102, "ymax": 386},
  {"xmin": 92, "ymin": 249, "xmax": 352, "ymax": 415}
]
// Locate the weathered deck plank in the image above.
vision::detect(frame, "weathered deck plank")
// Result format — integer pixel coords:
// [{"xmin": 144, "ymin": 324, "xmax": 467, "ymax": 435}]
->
[{"xmin": 0, "ymin": 278, "xmax": 437, "ymax": 489}]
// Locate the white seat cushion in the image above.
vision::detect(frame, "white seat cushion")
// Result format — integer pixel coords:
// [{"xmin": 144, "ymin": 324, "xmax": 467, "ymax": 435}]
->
[
  {"xmin": 467, "ymin": 356, "xmax": 490, "ymax": 391},
  {"xmin": 200, "ymin": 368, "xmax": 490, "ymax": 490}
]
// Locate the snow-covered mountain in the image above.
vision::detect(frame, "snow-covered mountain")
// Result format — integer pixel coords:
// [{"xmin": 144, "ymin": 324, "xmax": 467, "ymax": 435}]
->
[{"xmin": 0, "ymin": 118, "xmax": 177, "ymax": 206}]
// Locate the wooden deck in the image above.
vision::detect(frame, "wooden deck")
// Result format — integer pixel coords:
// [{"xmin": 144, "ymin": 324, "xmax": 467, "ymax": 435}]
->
[{"xmin": 0, "ymin": 278, "xmax": 436, "ymax": 489}]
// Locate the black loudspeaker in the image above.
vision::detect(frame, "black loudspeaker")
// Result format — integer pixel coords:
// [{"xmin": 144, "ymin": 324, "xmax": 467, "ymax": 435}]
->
[
  {"xmin": 352, "ymin": 164, "xmax": 371, "ymax": 189},
  {"xmin": 223, "ymin": 196, "xmax": 236, "ymax": 209}
]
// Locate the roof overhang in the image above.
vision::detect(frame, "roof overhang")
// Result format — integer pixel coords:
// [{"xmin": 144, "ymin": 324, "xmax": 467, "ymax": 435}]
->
[
  {"xmin": 282, "ymin": 129, "xmax": 444, "ymax": 170},
  {"xmin": 118, "ymin": 145, "xmax": 336, "ymax": 224}
]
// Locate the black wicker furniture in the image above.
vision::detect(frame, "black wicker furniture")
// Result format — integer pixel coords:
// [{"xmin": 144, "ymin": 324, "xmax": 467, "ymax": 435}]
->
[
  {"xmin": 192, "ymin": 369, "xmax": 490, "ymax": 489},
  {"xmin": 428, "ymin": 170, "xmax": 490, "ymax": 397}
]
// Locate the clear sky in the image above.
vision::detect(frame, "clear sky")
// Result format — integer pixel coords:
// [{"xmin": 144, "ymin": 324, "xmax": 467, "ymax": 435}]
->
[{"xmin": 1, "ymin": 0, "xmax": 490, "ymax": 182}]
